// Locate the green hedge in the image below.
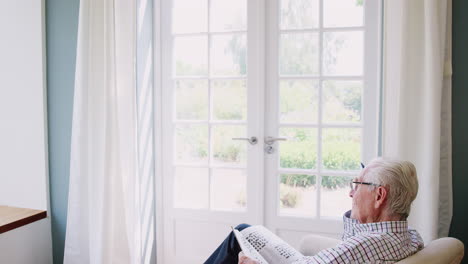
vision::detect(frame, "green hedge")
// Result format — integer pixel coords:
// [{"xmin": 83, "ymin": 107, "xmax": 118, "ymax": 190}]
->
[
  {"xmin": 279, "ymin": 129, "xmax": 360, "ymax": 189},
  {"xmin": 280, "ymin": 174, "xmax": 350, "ymax": 190}
]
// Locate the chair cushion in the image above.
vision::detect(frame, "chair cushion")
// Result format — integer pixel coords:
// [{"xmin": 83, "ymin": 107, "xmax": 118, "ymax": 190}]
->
[{"xmin": 298, "ymin": 234, "xmax": 341, "ymax": 256}]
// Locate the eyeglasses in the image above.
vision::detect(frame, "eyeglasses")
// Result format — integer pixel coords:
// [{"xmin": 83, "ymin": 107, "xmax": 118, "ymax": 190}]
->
[
  {"xmin": 349, "ymin": 181, "xmax": 381, "ymax": 191},
  {"xmin": 349, "ymin": 162, "xmax": 381, "ymax": 191}
]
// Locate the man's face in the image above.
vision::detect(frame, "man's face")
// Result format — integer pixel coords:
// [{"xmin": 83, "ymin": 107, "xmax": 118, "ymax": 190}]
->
[{"xmin": 349, "ymin": 169, "xmax": 377, "ymax": 223}]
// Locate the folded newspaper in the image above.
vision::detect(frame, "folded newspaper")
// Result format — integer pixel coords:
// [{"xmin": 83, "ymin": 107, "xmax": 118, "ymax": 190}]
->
[{"xmin": 233, "ymin": 225, "xmax": 304, "ymax": 264}]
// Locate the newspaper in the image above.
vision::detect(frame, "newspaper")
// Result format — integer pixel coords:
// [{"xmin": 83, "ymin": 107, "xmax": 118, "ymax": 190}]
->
[
  {"xmin": 233, "ymin": 227, "xmax": 268, "ymax": 263},
  {"xmin": 233, "ymin": 225, "xmax": 304, "ymax": 264}
]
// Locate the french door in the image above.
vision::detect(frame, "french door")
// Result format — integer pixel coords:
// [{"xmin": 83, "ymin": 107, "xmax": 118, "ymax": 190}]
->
[{"xmin": 157, "ymin": 0, "xmax": 380, "ymax": 263}]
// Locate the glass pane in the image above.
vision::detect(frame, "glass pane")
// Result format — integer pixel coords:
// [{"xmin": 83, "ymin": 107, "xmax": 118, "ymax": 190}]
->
[
  {"xmin": 175, "ymin": 80, "xmax": 208, "ymax": 120},
  {"xmin": 210, "ymin": 0, "xmax": 247, "ymax": 32},
  {"xmin": 174, "ymin": 167, "xmax": 209, "ymax": 209},
  {"xmin": 280, "ymin": 0, "xmax": 319, "ymax": 29},
  {"xmin": 174, "ymin": 36, "xmax": 208, "ymax": 76},
  {"xmin": 280, "ymin": 33, "xmax": 319, "ymax": 76},
  {"xmin": 212, "ymin": 125, "xmax": 247, "ymax": 166},
  {"xmin": 175, "ymin": 124, "xmax": 208, "ymax": 164},
  {"xmin": 280, "ymin": 79, "xmax": 319, "ymax": 123},
  {"xmin": 323, "ymin": 81, "xmax": 362, "ymax": 123},
  {"xmin": 322, "ymin": 128, "xmax": 361, "ymax": 170},
  {"xmin": 324, "ymin": 0, "xmax": 364, "ymax": 28},
  {"xmin": 172, "ymin": 0, "xmax": 207, "ymax": 34},
  {"xmin": 211, "ymin": 34, "xmax": 247, "ymax": 76},
  {"xmin": 279, "ymin": 174, "xmax": 316, "ymax": 217},
  {"xmin": 323, "ymin": 31, "xmax": 363, "ymax": 76},
  {"xmin": 211, "ymin": 169, "xmax": 247, "ymax": 210},
  {"xmin": 279, "ymin": 127, "xmax": 317, "ymax": 169},
  {"xmin": 320, "ymin": 176, "xmax": 353, "ymax": 217},
  {"xmin": 212, "ymin": 80, "xmax": 247, "ymax": 120}
]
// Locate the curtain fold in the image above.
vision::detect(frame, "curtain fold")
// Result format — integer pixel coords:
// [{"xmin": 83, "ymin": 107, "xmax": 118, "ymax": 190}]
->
[
  {"xmin": 382, "ymin": 0, "xmax": 452, "ymax": 243},
  {"xmin": 64, "ymin": 0, "xmax": 140, "ymax": 263}
]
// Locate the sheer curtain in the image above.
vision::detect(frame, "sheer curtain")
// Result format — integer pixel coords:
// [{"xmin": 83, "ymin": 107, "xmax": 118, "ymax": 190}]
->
[
  {"xmin": 382, "ymin": 0, "xmax": 452, "ymax": 243},
  {"xmin": 63, "ymin": 0, "xmax": 142, "ymax": 263}
]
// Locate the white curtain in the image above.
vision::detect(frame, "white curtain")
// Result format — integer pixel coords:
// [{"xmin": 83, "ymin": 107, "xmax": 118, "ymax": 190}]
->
[
  {"xmin": 64, "ymin": 0, "xmax": 142, "ymax": 263},
  {"xmin": 382, "ymin": 0, "xmax": 452, "ymax": 243}
]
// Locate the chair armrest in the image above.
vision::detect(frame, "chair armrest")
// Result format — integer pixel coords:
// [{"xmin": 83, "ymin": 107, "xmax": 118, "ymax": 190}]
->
[
  {"xmin": 397, "ymin": 237, "xmax": 464, "ymax": 264},
  {"xmin": 298, "ymin": 234, "xmax": 341, "ymax": 256}
]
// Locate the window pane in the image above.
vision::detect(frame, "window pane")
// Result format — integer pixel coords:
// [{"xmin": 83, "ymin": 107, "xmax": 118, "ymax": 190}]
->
[
  {"xmin": 279, "ymin": 174, "xmax": 316, "ymax": 217},
  {"xmin": 280, "ymin": 33, "xmax": 319, "ymax": 75},
  {"xmin": 279, "ymin": 127, "xmax": 317, "ymax": 169},
  {"xmin": 280, "ymin": 0, "xmax": 319, "ymax": 29},
  {"xmin": 210, "ymin": 0, "xmax": 247, "ymax": 32},
  {"xmin": 322, "ymin": 128, "xmax": 361, "ymax": 171},
  {"xmin": 212, "ymin": 80, "xmax": 247, "ymax": 121},
  {"xmin": 323, "ymin": 80, "xmax": 362, "ymax": 123},
  {"xmin": 320, "ymin": 176, "xmax": 353, "ymax": 217},
  {"xmin": 212, "ymin": 125, "xmax": 247, "ymax": 166},
  {"xmin": 172, "ymin": 0, "xmax": 207, "ymax": 34},
  {"xmin": 323, "ymin": 31, "xmax": 363, "ymax": 76},
  {"xmin": 324, "ymin": 0, "xmax": 364, "ymax": 28},
  {"xmin": 211, "ymin": 34, "xmax": 247, "ymax": 76},
  {"xmin": 280, "ymin": 79, "xmax": 319, "ymax": 123},
  {"xmin": 211, "ymin": 169, "xmax": 247, "ymax": 210},
  {"xmin": 175, "ymin": 124, "xmax": 208, "ymax": 164},
  {"xmin": 174, "ymin": 167, "xmax": 209, "ymax": 209},
  {"xmin": 175, "ymin": 80, "xmax": 209, "ymax": 120},
  {"xmin": 174, "ymin": 36, "xmax": 208, "ymax": 76}
]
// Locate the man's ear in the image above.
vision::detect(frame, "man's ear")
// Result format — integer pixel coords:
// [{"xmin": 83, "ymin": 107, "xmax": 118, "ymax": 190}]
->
[{"xmin": 374, "ymin": 186, "xmax": 387, "ymax": 209}]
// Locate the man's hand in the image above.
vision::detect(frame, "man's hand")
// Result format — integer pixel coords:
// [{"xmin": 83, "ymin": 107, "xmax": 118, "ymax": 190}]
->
[{"xmin": 238, "ymin": 252, "xmax": 259, "ymax": 264}]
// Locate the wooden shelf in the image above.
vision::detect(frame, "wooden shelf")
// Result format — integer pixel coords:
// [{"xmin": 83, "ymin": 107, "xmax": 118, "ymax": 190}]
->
[{"xmin": 0, "ymin": 206, "xmax": 47, "ymax": 234}]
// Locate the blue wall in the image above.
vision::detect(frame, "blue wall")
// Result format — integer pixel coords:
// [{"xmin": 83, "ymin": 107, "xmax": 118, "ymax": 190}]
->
[{"xmin": 46, "ymin": 0, "xmax": 79, "ymax": 263}]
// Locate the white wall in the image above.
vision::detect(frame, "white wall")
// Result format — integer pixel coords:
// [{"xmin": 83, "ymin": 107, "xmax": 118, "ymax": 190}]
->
[
  {"xmin": 0, "ymin": 1, "xmax": 49, "ymax": 211},
  {"xmin": 0, "ymin": 1, "xmax": 52, "ymax": 263}
]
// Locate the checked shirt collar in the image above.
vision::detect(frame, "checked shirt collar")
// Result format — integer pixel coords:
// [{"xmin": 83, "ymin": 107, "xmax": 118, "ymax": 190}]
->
[{"xmin": 342, "ymin": 210, "xmax": 409, "ymax": 240}]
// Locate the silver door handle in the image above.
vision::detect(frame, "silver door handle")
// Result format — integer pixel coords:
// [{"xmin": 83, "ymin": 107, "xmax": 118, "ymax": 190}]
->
[
  {"xmin": 264, "ymin": 136, "xmax": 287, "ymax": 145},
  {"xmin": 232, "ymin": 136, "xmax": 258, "ymax": 145}
]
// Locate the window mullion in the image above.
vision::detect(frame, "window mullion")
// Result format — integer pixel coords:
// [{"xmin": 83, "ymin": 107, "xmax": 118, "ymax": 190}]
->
[
  {"xmin": 207, "ymin": 0, "xmax": 213, "ymax": 210},
  {"xmin": 316, "ymin": 0, "xmax": 324, "ymax": 220}
]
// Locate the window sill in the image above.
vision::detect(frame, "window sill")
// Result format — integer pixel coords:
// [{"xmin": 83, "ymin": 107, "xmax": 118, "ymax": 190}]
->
[{"xmin": 0, "ymin": 206, "xmax": 47, "ymax": 234}]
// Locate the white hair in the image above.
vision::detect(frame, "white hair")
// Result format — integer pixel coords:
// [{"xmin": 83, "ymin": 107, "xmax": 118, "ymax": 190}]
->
[{"xmin": 363, "ymin": 157, "xmax": 418, "ymax": 219}]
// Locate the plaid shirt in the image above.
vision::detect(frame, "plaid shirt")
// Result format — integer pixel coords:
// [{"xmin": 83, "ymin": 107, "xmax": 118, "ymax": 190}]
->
[{"xmin": 292, "ymin": 211, "xmax": 424, "ymax": 264}]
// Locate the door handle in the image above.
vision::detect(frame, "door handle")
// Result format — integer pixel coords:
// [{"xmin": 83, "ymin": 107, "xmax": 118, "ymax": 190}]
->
[
  {"xmin": 264, "ymin": 136, "xmax": 287, "ymax": 145},
  {"xmin": 232, "ymin": 136, "xmax": 258, "ymax": 145}
]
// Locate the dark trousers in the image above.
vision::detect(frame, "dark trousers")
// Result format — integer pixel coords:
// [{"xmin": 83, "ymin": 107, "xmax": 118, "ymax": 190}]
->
[{"xmin": 204, "ymin": 223, "xmax": 251, "ymax": 264}]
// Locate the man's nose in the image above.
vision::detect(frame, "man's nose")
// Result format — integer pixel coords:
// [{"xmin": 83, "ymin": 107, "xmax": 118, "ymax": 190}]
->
[{"xmin": 349, "ymin": 188, "xmax": 354, "ymax": 198}]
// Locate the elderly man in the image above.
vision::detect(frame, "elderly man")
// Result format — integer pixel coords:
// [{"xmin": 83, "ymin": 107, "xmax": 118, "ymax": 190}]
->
[{"xmin": 204, "ymin": 157, "xmax": 424, "ymax": 264}]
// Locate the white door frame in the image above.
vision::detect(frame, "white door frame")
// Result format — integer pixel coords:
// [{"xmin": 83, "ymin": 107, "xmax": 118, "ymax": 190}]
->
[
  {"xmin": 263, "ymin": 0, "xmax": 381, "ymax": 242},
  {"xmin": 155, "ymin": 0, "xmax": 267, "ymax": 262}
]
